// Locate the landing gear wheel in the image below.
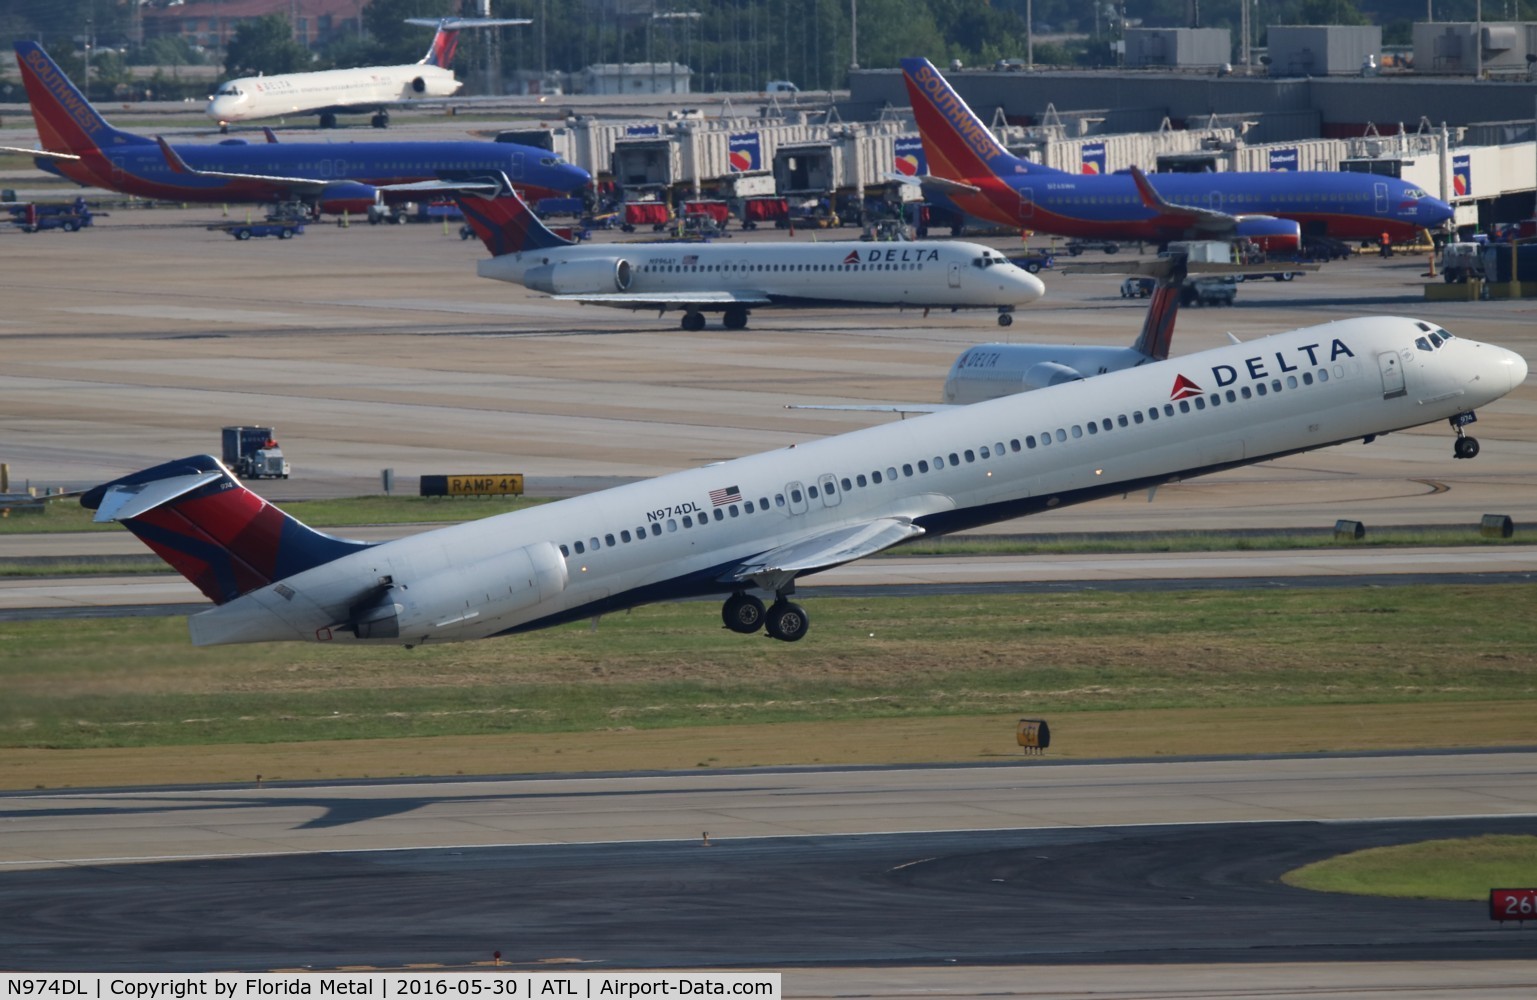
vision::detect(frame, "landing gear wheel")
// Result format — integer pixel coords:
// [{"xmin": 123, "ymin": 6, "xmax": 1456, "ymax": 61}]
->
[
  {"xmin": 680, "ymin": 311, "xmax": 706, "ymax": 332},
  {"xmin": 722, "ymin": 306, "xmax": 749, "ymax": 330},
  {"xmin": 371, "ymin": 111, "xmax": 390, "ymax": 129},
  {"xmin": 319, "ymin": 112, "xmax": 338, "ymax": 129},
  {"xmin": 997, "ymin": 312, "xmax": 1013, "ymax": 327},
  {"xmin": 722, "ymin": 593, "xmax": 766, "ymax": 634},
  {"xmin": 764, "ymin": 601, "xmax": 809, "ymax": 642},
  {"xmin": 1454, "ymin": 435, "xmax": 1480, "ymax": 459}
]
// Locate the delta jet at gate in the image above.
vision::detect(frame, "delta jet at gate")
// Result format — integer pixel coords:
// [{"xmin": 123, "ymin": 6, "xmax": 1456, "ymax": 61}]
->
[
  {"xmin": 900, "ymin": 57, "xmax": 1453, "ymax": 246},
  {"xmin": 209, "ymin": 17, "xmax": 529, "ymax": 130},
  {"xmin": 4, "ymin": 42, "xmax": 588, "ymax": 218},
  {"xmin": 85, "ymin": 317, "xmax": 1523, "ymax": 645},
  {"xmin": 455, "ymin": 178, "xmax": 1045, "ymax": 329}
]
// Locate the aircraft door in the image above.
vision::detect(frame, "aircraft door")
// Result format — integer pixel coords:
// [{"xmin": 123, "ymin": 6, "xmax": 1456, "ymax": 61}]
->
[
  {"xmin": 1377, "ymin": 351, "xmax": 1406, "ymax": 399},
  {"xmin": 111, "ymin": 156, "xmax": 127, "ymax": 186},
  {"xmin": 1018, "ymin": 186, "xmax": 1035, "ymax": 220},
  {"xmin": 948, "ymin": 262, "xmax": 961, "ymax": 288},
  {"xmin": 1374, "ymin": 182, "xmax": 1389, "ymax": 215},
  {"xmin": 1207, "ymin": 190, "xmax": 1224, "ymax": 212},
  {"xmin": 817, "ymin": 474, "xmax": 841, "ymax": 508},
  {"xmin": 784, "ymin": 481, "xmax": 809, "ymax": 515},
  {"xmin": 507, "ymin": 150, "xmax": 525, "ymax": 181}
]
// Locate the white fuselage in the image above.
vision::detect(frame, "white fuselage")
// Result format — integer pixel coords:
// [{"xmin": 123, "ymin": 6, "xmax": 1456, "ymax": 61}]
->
[
  {"xmin": 208, "ymin": 65, "xmax": 460, "ymax": 124},
  {"xmin": 476, "ymin": 239, "xmax": 1046, "ymax": 309},
  {"xmin": 188, "ymin": 317, "xmax": 1525, "ymax": 647}
]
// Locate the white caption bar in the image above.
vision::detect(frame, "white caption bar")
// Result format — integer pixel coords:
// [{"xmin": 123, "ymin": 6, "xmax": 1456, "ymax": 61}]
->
[{"xmin": 0, "ymin": 975, "xmax": 780, "ymax": 1000}]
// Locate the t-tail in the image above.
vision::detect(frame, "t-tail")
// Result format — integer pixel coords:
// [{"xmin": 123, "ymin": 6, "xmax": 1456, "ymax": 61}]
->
[
  {"xmin": 1130, "ymin": 256, "xmax": 1186, "ymax": 361},
  {"xmin": 898, "ymin": 56, "xmax": 1064, "ymax": 185},
  {"xmin": 409, "ymin": 17, "xmax": 531, "ymax": 68},
  {"xmin": 81, "ymin": 455, "xmax": 371, "ymax": 606},
  {"xmin": 13, "ymin": 41, "xmax": 152, "ymax": 157},
  {"xmin": 454, "ymin": 174, "xmax": 575, "ymax": 256}
]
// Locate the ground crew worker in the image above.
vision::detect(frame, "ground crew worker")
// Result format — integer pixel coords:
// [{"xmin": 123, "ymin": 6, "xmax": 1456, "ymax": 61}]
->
[{"xmin": 1380, "ymin": 231, "xmax": 1393, "ymax": 258}]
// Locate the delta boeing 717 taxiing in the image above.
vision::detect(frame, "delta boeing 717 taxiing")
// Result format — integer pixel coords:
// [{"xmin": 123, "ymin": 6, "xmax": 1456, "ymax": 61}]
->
[
  {"xmin": 85, "ymin": 315, "xmax": 1523, "ymax": 645},
  {"xmin": 5, "ymin": 42, "xmax": 588, "ymax": 217},
  {"xmin": 901, "ymin": 57, "xmax": 1453, "ymax": 247},
  {"xmin": 455, "ymin": 178, "xmax": 1045, "ymax": 329}
]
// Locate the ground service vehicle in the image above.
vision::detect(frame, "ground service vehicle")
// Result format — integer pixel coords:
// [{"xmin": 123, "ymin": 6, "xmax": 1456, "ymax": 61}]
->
[{"xmin": 221, "ymin": 426, "xmax": 290, "ymax": 479}]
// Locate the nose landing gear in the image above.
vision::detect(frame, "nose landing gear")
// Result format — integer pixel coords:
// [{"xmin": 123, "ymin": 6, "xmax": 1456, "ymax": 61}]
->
[{"xmin": 1450, "ymin": 413, "xmax": 1481, "ymax": 459}]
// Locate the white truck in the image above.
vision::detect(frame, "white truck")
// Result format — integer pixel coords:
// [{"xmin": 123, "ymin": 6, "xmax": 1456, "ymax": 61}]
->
[{"xmin": 222, "ymin": 426, "xmax": 291, "ymax": 480}]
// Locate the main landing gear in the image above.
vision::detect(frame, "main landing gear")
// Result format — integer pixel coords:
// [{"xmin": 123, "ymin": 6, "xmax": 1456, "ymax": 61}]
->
[
  {"xmin": 721, "ymin": 591, "xmax": 810, "ymax": 642},
  {"xmin": 997, "ymin": 307, "xmax": 1014, "ymax": 327},
  {"xmin": 1451, "ymin": 413, "xmax": 1481, "ymax": 460}
]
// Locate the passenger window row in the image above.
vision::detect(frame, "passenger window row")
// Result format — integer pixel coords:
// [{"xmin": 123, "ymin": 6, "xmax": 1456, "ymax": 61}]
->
[{"xmin": 560, "ymin": 366, "xmax": 1337, "ymax": 561}]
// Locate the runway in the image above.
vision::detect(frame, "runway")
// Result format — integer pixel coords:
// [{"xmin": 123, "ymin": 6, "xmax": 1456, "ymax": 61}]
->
[{"xmin": 1, "ymin": 753, "xmax": 1534, "ymax": 985}]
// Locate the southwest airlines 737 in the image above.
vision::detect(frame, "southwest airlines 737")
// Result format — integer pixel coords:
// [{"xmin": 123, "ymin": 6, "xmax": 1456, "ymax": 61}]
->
[
  {"xmin": 208, "ymin": 17, "xmax": 529, "ymax": 130},
  {"xmin": 85, "ymin": 317, "xmax": 1523, "ymax": 645},
  {"xmin": 900, "ymin": 56, "xmax": 1453, "ymax": 248},
  {"xmin": 455, "ymin": 178, "xmax": 1045, "ymax": 330},
  {"xmin": 5, "ymin": 42, "xmax": 589, "ymax": 217}
]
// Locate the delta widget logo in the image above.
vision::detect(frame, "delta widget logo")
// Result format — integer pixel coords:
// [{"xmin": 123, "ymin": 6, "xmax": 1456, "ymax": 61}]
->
[{"xmin": 1169, "ymin": 374, "xmax": 1203, "ymax": 400}]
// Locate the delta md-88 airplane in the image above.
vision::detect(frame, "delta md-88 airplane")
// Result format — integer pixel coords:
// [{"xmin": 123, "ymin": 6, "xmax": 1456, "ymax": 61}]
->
[
  {"xmin": 85, "ymin": 317, "xmax": 1524, "ymax": 646},
  {"xmin": 901, "ymin": 57, "xmax": 1454, "ymax": 247},
  {"xmin": 5, "ymin": 42, "xmax": 588, "ymax": 217},
  {"xmin": 456, "ymin": 178, "xmax": 1045, "ymax": 330},
  {"xmin": 208, "ymin": 17, "xmax": 528, "ymax": 130}
]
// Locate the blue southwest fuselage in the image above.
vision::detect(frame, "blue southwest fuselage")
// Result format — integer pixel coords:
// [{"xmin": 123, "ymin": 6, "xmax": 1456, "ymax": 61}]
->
[
  {"xmin": 14, "ymin": 40, "xmax": 589, "ymax": 215},
  {"xmin": 900, "ymin": 56, "xmax": 1453, "ymax": 244},
  {"xmin": 974, "ymin": 168, "xmax": 1450, "ymax": 243}
]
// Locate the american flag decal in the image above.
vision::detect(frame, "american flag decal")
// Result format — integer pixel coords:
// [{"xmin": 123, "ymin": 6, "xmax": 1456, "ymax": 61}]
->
[
  {"xmin": 710, "ymin": 485, "xmax": 743, "ymax": 506},
  {"xmin": 683, "ymin": 254, "xmax": 698, "ymax": 266}
]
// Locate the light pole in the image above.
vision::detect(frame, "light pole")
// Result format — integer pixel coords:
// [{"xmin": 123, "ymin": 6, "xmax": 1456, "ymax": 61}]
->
[{"xmin": 849, "ymin": 0, "xmax": 858, "ymax": 70}]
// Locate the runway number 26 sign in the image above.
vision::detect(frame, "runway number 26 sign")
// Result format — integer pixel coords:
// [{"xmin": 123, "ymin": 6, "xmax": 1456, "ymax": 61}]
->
[{"xmin": 1489, "ymin": 888, "xmax": 1537, "ymax": 921}]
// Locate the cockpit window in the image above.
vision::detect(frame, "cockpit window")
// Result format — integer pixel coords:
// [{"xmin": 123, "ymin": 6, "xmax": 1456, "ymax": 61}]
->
[
  {"xmin": 1428, "ymin": 332, "xmax": 1443, "ymax": 347},
  {"xmin": 1438, "ymin": 328, "xmax": 1455, "ymax": 340},
  {"xmin": 1416, "ymin": 336, "xmax": 1432, "ymax": 352},
  {"xmin": 1404, "ymin": 188, "xmax": 1427, "ymax": 199},
  {"xmin": 217, "ymin": 86, "xmax": 241, "ymax": 97}
]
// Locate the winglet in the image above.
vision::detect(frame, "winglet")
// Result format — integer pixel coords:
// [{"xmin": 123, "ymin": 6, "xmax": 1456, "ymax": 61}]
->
[
  {"xmin": 155, "ymin": 135, "xmax": 195, "ymax": 175},
  {"xmin": 1128, "ymin": 165, "xmax": 1174, "ymax": 212}
]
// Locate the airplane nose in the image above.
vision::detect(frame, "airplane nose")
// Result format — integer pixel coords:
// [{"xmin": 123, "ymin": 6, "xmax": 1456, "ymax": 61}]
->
[
  {"xmin": 1015, "ymin": 271, "xmax": 1046, "ymax": 302},
  {"xmin": 1503, "ymin": 347, "xmax": 1529, "ymax": 391}
]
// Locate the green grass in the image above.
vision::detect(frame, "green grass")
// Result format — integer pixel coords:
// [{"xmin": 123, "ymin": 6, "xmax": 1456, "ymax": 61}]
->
[
  {"xmin": 3, "ymin": 585, "xmax": 1533, "ymax": 750},
  {"xmin": 1283, "ymin": 835, "xmax": 1537, "ymax": 900}
]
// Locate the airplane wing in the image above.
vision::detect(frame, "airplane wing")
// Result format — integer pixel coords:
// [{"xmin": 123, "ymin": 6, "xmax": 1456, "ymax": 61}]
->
[
  {"xmin": 554, "ymin": 291, "xmax": 774, "ymax": 307},
  {"xmin": 784, "ymin": 403, "xmax": 952, "ymax": 415},
  {"xmin": 723, "ymin": 517, "xmax": 925, "ymax": 588},
  {"xmin": 155, "ymin": 136, "xmax": 330, "ymax": 192}
]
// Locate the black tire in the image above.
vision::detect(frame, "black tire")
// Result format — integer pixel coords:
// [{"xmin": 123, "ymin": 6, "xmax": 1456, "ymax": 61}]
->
[
  {"xmin": 235, "ymin": 228, "xmax": 252, "ymax": 240},
  {"xmin": 62, "ymin": 220, "xmax": 79, "ymax": 232},
  {"xmin": 1025, "ymin": 261, "xmax": 1041, "ymax": 273},
  {"xmin": 722, "ymin": 593, "xmax": 766, "ymax": 634},
  {"xmin": 997, "ymin": 313, "xmax": 1013, "ymax": 327},
  {"xmin": 1104, "ymin": 244, "xmax": 1118, "ymax": 254},
  {"xmin": 680, "ymin": 312, "xmax": 706, "ymax": 332},
  {"xmin": 764, "ymin": 601, "xmax": 810, "ymax": 642},
  {"xmin": 722, "ymin": 306, "xmax": 749, "ymax": 331},
  {"xmin": 1278, "ymin": 273, "xmax": 1295, "ymax": 281},
  {"xmin": 1455, "ymin": 436, "xmax": 1480, "ymax": 459},
  {"xmin": 278, "ymin": 228, "xmax": 293, "ymax": 239}
]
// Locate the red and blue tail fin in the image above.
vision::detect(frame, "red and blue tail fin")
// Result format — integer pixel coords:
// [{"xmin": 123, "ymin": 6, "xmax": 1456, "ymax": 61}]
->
[
  {"xmin": 1131, "ymin": 257, "xmax": 1188, "ymax": 361},
  {"xmin": 454, "ymin": 175, "xmax": 575, "ymax": 256},
  {"xmin": 81, "ymin": 455, "xmax": 371, "ymax": 605},
  {"xmin": 13, "ymin": 41, "xmax": 152, "ymax": 156},
  {"xmin": 420, "ymin": 22, "xmax": 461, "ymax": 68},
  {"xmin": 899, "ymin": 57, "xmax": 1063, "ymax": 183}
]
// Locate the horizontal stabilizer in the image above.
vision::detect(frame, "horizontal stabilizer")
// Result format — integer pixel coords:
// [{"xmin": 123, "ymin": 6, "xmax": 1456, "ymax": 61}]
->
[
  {"xmin": 0, "ymin": 145, "xmax": 82, "ymax": 161},
  {"xmin": 728, "ymin": 517, "xmax": 924, "ymax": 581},
  {"xmin": 915, "ymin": 174, "xmax": 983, "ymax": 198},
  {"xmin": 92, "ymin": 471, "xmax": 223, "ymax": 523}
]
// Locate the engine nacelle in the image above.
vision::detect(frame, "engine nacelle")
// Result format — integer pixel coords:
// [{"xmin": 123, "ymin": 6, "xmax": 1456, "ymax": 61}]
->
[
  {"xmin": 1233, "ymin": 215, "xmax": 1303, "ymax": 253},
  {"xmin": 943, "ymin": 346, "xmax": 1084, "ymax": 404},
  {"xmin": 523, "ymin": 257, "xmax": 634, "ymax": 295},
  {"xmin": 411, "ymin": 76, "xmax": 427, "ymax": 94},
  {"xmin": 317, "ymin": 181, "xmax": 380, "ymax": 217},
  {"xmin": 349, "ymin": 541, "xmax": 568, "ymax": 643}
]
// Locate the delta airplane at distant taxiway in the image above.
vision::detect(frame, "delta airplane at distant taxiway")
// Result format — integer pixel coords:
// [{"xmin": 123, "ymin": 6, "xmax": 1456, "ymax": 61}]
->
[
  {"xmin": 900, "ymin": 57, "xmax": 1454, "ymax": 247},
  {"xmin": 4, "ymin": 42, "xmax": 588, "ymax": 217},
  {"xmin": 455, "ymin": 178, "xmax": 1045, "ymax": 329},
  {"xmin": 85, "ymin": 314, "xmax": 1523, "ymax": 644},
  {"xmin": 208, "ymin": 17, "xmax": 529, "ymax": 130}
]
